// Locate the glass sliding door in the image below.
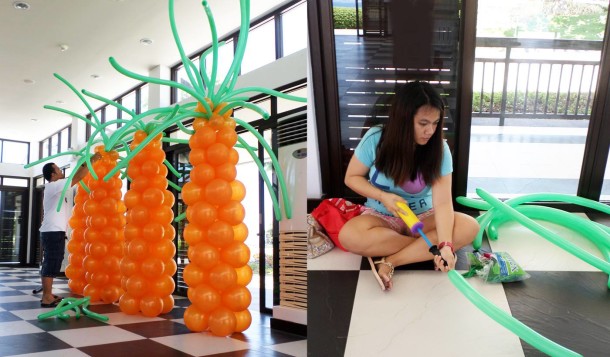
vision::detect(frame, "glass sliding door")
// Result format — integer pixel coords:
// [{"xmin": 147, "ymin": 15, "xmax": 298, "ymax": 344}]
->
[
  {"xmin": 0, "ymin": 189, "xmax": 28, "ymax": 263},
  {"xmin": 467, "ymin": 0, "xmax": 609, "ymax": 198}
]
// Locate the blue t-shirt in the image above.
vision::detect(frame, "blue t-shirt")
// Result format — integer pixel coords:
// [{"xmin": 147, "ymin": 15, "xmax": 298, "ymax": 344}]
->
[{"xmin": 354, "ymin": 126, "xmax": 453, "ymax": 216}]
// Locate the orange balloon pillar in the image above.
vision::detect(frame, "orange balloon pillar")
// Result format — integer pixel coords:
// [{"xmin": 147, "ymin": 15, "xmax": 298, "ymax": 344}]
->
[
  {"xmin": 82, "ymin": 146, "xmax": 126, "ymax": 303},
  {"xmin": 120, "ymin": 131, "xmax": 177, "ymax": 316},
  {"xmin": 182, "ymin": 102, "xmax": 252, "ymax": 336},
  {"xmin": 66, "ymin": 176, "xmax": 91, "ymax": 295}
]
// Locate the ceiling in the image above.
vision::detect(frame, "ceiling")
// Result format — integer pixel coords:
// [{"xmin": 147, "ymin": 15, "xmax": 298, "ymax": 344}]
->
[{"xmin": 0, "ymin": 0, "xmax": 288, "ymax": 143}]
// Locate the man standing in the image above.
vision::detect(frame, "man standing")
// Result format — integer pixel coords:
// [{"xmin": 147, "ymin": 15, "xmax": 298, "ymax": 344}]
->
[{"xmin": 39, "ymin": 154, "xmax": 100, "ymax": 307}]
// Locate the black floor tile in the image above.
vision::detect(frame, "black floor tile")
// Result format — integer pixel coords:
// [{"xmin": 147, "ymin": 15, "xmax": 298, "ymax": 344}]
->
[
  {"xmin": 78, "ymin": 338, "xmax": 193, "ymax": 357},
  {"xmin": 0, "ymin": 332, "xmax": 72, "ymax": 355}
]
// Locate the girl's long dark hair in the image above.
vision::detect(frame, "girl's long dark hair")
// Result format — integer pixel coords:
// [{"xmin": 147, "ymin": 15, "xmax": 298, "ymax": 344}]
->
[{"xmin": 375, "ymin": 81, "xmax": 446, "ymax": 185}]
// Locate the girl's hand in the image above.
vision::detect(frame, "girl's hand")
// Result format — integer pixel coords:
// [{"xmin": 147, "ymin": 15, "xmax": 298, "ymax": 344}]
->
[
  {"xmin": 379, "ymin": 191, "xmax": 405, "ymax": 217},
  {"xmin": 434, "ymin": 246, "xmax": 456, "ymax": 272}
]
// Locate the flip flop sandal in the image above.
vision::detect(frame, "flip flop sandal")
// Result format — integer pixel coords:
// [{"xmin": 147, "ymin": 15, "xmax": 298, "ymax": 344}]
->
[
  {"xmin": 367, "ymin": 257, "xmax": 394, "ymax": 291},
  {"xmin": 40, "ymin": 297, "xmax": 63, "ymax": 308}
]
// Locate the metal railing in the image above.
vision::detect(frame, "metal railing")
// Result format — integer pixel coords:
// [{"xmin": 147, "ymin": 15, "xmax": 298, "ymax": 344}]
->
[{"xmin": 473, "ymin": 37, "xmax": 603, "ymax": 125}]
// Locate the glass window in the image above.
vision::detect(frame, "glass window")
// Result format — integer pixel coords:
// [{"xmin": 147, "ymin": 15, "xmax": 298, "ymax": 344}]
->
[
  {"xmin": 105, "ymin": 105, "xmax": 119, "ymax": 134},
  {"xmin": 2, "ymin": 141, "xmax": 29, "ymax": 165},
  {"xmin": 175, "ymin": 64, "xmax": 196, "ymax": 103},
  {"xmin": 2, "ymin": 177, "xmax": 28, "ymax": 187},
  {"xmin": 602, "ymin": 149, "xmax": 610, "ymax": 201},
  {"xmin": 233, "ymin": 99, "xmax": 270, "ymax": 123},
  {"xmin": 281, "ymin": 2, "xmax": 307, "ymax": 56},
  {"xmin": 140, "ymin": 84, "xmax": 149, "ymax": 113},
  {"xmin": 122, "ymin": 91, "xmax": 137, "ymax": 114},
  {"xmin": 277, "ymin": 86, "xmax": 307, "ymax": 113},
  {"xmin": 241, "ymin": 19, "xmax": 276, "ymax": 74},
  {"xmin": 50, "ymin": 133, "xmax": 59, "ymax": 156},
  {"xmin": 60, "ymin": 127, "xmax": 70, "ymax": 153},
  {"xmin": 41, "ymin": 139, "xmax": 50, "ymax": 158},
  {"xmin": 169, "ymin": 126, "xmax": 192, "ymax": 146},
  {"xmin": 35, "ymin": 176, "xmax": 45, "ymax": 187},
  {"xmin": 204, "ymin": 39, "xmax": 235, "ymax": 90}
]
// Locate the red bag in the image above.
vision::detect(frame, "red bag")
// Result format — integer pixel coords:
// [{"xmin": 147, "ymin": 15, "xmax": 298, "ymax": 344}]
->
[{"xmin": 311, "ymin": 198, "xmax": 362, "ymax": 251}]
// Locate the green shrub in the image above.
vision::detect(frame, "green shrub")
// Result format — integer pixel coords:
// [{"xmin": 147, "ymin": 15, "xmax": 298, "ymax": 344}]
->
[
  {"xmin": 333, "ymin": 7, "xmax": 360, "ymax": 29},
  {"xmin": 472, "ymin": 91, "xmax": 592, "ymax": 116}
]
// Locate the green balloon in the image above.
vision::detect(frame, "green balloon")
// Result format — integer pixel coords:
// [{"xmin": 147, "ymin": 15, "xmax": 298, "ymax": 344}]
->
[{"xmin": 448, "ymin": 270, "xmax": 582, "ymax": 357}]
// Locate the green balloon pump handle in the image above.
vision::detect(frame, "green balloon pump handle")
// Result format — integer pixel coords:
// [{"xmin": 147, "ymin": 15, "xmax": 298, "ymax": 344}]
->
[{"xmin": 396, "ymin": 202, "xmax": 448, "ymax": 266}]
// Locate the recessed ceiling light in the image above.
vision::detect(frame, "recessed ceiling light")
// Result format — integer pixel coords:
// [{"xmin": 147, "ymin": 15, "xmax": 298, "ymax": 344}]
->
[
  {"xmin": 140, "ymin": 38, "xmax": 153, "ymax": 45},
  {"xmin": 59, "ymin": 44, "xmax": 69, "ymax": 52},
  {"xmin": 13, "ymin": 1, "xmax": 30, "ymax": 10},
  {"xmin": 90, "ymin": 74, "xmax": 100, "ymax": 79},
  {"xmin": 56, "ymin": 100, "xmax": 64, "ymax": 104},
  {"xmin": 31, "ymin": 118, "xmax": 38, "ymax": 122},
  {"xmin": 23, "ymin": 79, "xmax": 35, "ymax": 84}
]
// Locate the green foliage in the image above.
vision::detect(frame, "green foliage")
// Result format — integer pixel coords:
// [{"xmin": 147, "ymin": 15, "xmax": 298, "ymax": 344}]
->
[
  {"xmin": 549, "ymin": 13, "xmax": 606, "ymax": 40},
  {"xmin": 472, "ymin": 91, "xmax": 592, "ymax": 116},
  {"xmin": 333, "ymin": 7, "xmax": 361, "ymax": 29}
]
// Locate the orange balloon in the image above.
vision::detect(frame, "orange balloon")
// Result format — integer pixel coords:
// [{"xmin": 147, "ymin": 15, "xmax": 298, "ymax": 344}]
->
[
  {"xmin": 228, "ymin": 148, "xmax": 239, "ymax": 165},
  {"xmin": 119, "ymin": 293, "xmax": 140, "ymax": 315},
  {"xmin": 235, "ymin": 265, "xmax": 253, "ymax": 286},
  {"xmin": 90, "ymin": 272, "xmax": 109, "ymax": 286},
  {"xmin": 83, "ymin": 284, "xmax": 101, "ymax": 302},
  {"xmin": 207, "ymin": 221, "xmax": 234, "ymax": 248},
  {"xmin": 218, "ymin": 201, "xmax": 245, "ymax": 226},
  {"xmin": 91, "ymin": 188, "xmax": 108, "ymax": 200},
  {"xmin": 151, "ymin": 206, "xmax": 173, "ymax": 225},
  {"xmin": 232, "ymin": 223, "xmax": 248, "ymax": 242},
  {"xmin": 182, "ymin": 182, "xmax": 203, "ymax": 205},
  {"xmin": 120, "ymin": 257, "xmax": 138, "ymax": 276},
  {"xmin": 191, "ymin": 284, "xmax": 221, "ymax": 312},
  {"xmin": 89, "ymin": 215, "xmax": 108, "ymax": 230},
  {"xmin": 183, "ymin": 264, "xmax": 206, "ymax": 286},
  {"xmin": 142, "ymin": 222, "xmax": 164, "ymax": 241},
  {"xmin": 68, "ymin": 253, "xmax": 85, "ymax": 267},
  {"xmin": 190, "ymin": 126, "xmax": 216, "ymax": 149},
  {"xmin": 189, "ymin": 202, "xmax": 217, "ymax": 227},
  {"xmin": 230, "ymin": 180, "xmax": 246, "ymax": 202},
  {"xmin": 184, "ymin": 224, "xmax": 206, "ymax": 246},
  {"xmin": 189, "ymin": 148, "xmax": 206, "ymax": 166},
  {"xmin": 67, "ymin": 237, "xmax": 86, "ymax": 253},
  {"xmin": 150, "ymin": 239, "xmax": 176, "ymax": 260},
  {"xmin": 190, "ymin": 163, "xmax": 215, "ymax": 186},
  {"xmin": 160, "ymin": 295, "xmax": 175, "ymax": 314},
  {"xmin": 187, "ymin": 243, "xmax": 219, "ymax": 269},
  {"xmin": 124, "ymin": 224, "xmax": 141, "ymax": 241},
  {"xmin": 84, "ymin": 227, "xmax": 102, "ymax": 243},
  {"xmin": 164, "ymin": 258, "xmax": 177, "ymax": 276},
  {"xmin": 215, "ymin": 163, "xmax": 237, "ymax": 182},
  {"xmin": 141, "ymin": 161, "xmax": 161, "ymax": 176},
  {"xmin": 184, "ymin": 305, "xmax": 209, "ymax": 332},
  {"xmin": 208, "ymin": 307, "xmax": 237, "ymax": 337},
  {"xmin": 206, "ymin": 143, "xmax": 230, "ymax": 166},
  {"xmin": 99, "ymin": 197, "xmax": 118, "ymax": 213},
  {"xmin": 83, "ymin": 199, "xmax": 100, "ymax": 215},
  {"xmin": 140, "ymin": 296, "xmax": 164, "ymax": 317},
  {"xmin": 127, "ymin": 239, "xmax": 148, "ymax": 261},
  {"xmin": 216, "ymin": 127, "xmax": 238, "ymax": 147},
  {"xmin": 125, "ymin": 274, "xmax": 148, "ymax": 298},
  {"xmin": 102, "ymin": 255, "xmax": 121, "ymax": 273},
  {"xmin": 68, "ymin": 279, "xmax": 86, "ymax": 295},
  {"xmin": 65, "ymin": 264, "xmax": 84, "ymax": 278},
  {"xmin": 222, "ymin": 285, "xmax": 252, "ymax": 311},
  {"xmin": 126, "ymin": 164, "xmax": 142, "ymax": 180},
  {"xmin": 130, "ymin": 177, "xmax": 150, "ymax": 192},
  {"xmin": 142, "ymin": 187, "xmax": 164, "ymax": 206},
  {"xmin": 100, "ymin": 284, "xmax": 121, "ymax": 304},
  {"xmin": 100, "ymin": 227, "xmax": 120, "ymax": 242},
  {"xmin": 83, "ymin": 255, "xmax": 100, "ymax": 273},
  {"xmin": 152, "ymin": 274, "xmax": 175, "ymax": 296},
  {"xmin": 209, "ymin": 263, "xmax": 237, "ymax": 291},
  {"xmin": 234, "ymin": 309, "xmax": 252, "ymax": 332},
  {"xmin": 141, "ymin": 257, "xmax": 165, "ymax": 278},
  {"xmin": 163, "ymin": 190, "xmax": 175, "ymax": 207},
  {"xmin": 221, "ymin": 242, "xmax": 250, "ymax": 268},
  {"xmin": 130, "ymin": 206, "xmax": 149, "ymax": 225}
]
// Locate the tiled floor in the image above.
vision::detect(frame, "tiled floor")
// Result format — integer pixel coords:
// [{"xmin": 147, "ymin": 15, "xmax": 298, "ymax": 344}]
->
[
  {"xmin": 0, "ymin": 268, "xmax": 306, "ymax": 356},
  {"xmin": 308, "ymin": 211, "xmax": 610, "ymax": 356}
]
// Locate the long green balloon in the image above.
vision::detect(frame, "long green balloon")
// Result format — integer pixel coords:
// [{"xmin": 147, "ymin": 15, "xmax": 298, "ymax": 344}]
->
[
  {"xmin": 447, "ymin": 270, "xmax": 582, "ymax": 357},
  {"xmin": 476, "ymin": 188, "xmax": 610, "ymax": 274}
]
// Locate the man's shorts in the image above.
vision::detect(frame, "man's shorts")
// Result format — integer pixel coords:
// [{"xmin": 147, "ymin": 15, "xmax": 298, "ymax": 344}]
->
[{"xmin": 40, "ymin": 231, "xmax": 66, "ymax": 277}]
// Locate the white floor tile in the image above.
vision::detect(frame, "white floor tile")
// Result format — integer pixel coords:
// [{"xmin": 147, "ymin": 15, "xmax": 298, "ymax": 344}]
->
[
  {"xmin": 307, "ymin": 248, "xmax": 362, "ymax": 271},
  {"xmin": 11, "ymin": 348, "xmax": 90, "ymax": 357},
  {"xmin": 50, "ymin": 325, "xmax": 146, "ymax": 347},
  {"xmin": 0, "ymin": 295, "xmax": 40, "ymax": 303},
  {"xmin": 345, "ymin": 270, "xmax": 524, "ymax": 357},
  {"xmin": 2, "ymin": 281, "xmax": 38, "ymax": 287},
  {"xmin": 0, "ymin": 321, "xmax": 44, "ymax": 336},
  {"xmin": 0, "ymin": 287, "xmax": 14, "ymax": 291},
  {"xmin": 488, "ymin": 215, "xmax": 604, "ymax": 271},
  {"xmin": 10, "ymin": 308, "xmax": 53, "ymax": 320},
  {"xmin": 268, "ymin": 340, "xmax": 307, "ymax": 357},
  {"xmin": 152, "ymin": 332, "xmax": 251, "ymax": 355},
  {"xmin": 102, "ymin": 312, "xmax": 165, "ymax": 325}
]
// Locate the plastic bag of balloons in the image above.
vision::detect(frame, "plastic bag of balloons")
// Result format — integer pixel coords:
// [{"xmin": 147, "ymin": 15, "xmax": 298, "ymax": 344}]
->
[{"xmin": 463, "ymin": 251, "xmax": 530, "ymax": 283}]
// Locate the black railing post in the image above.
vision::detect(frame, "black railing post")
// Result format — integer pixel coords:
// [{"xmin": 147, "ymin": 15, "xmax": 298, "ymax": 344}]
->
[{"xmin": 499, "ymin": 46, "xmax": 511, "ymax": 126}]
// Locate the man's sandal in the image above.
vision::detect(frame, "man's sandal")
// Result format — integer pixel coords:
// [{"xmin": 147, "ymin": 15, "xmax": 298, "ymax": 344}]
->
[{"xmin": 367, "ymin": 257, "xmax": 395, "ymax": 291}]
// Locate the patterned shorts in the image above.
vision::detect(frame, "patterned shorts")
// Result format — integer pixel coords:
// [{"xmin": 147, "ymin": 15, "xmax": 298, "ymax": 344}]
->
[{"xmin": 360, "ymin": 207, "xmax": 435, "ymax": 236}]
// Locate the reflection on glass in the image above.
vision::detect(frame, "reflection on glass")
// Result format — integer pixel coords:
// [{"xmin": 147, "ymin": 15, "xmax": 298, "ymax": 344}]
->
[
  {"xmin": 467, "ymin": 0, "xmax": 607, "ymax": 198},
  {"xmin": 241, "ymin": 19, "xmax": 276, "ymax": 74},
  {"xmin": 602, "ymin": 149, "xmax": 610, "ymax": 201},
  {"xmin": 2, "ymin": 140, "xmax": 29, "ymax": 165}
]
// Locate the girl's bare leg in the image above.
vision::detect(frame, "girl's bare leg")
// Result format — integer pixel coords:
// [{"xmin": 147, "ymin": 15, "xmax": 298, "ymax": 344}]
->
[{"xmin": 338, "ymin": 215, "xmax": 415, "ymax": 257}]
